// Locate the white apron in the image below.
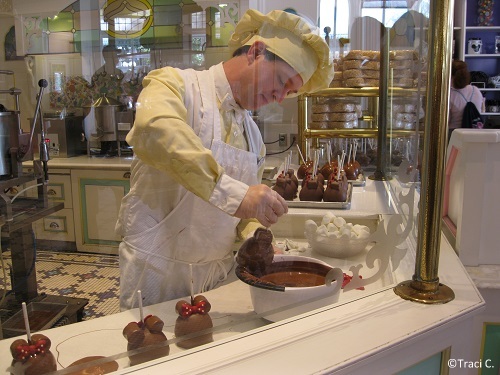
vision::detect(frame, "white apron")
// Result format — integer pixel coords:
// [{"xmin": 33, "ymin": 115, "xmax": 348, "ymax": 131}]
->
[{"xmin": 119, "ymin": 68, "xmax": 261, "ymax": 310}]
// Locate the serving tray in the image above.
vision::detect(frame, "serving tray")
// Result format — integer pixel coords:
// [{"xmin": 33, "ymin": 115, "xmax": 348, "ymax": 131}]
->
[
  {"xmin": 270, "ymin": 169, "xmax": 365, "ymax": 187},
  {"xmin": 286, "ymin": 183, "xmax": 352, "ymax": 209},
  {"xmin": 349, "ymin": 172, "xmax": 366, "ymax": 187}
]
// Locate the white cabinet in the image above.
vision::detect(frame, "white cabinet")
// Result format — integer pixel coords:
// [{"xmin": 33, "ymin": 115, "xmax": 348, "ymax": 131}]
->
[
  {"xmin": 71, "ymin": 169, "xmax": 130, "ymax": 255},
  {"xmin": 32, "ymin": 170, "xmax": 75, "ymax": 243}
]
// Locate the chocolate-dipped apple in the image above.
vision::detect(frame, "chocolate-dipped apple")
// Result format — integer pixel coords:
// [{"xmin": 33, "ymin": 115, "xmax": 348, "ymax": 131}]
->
[
  {"xmin": 272, "ymin": 173, "xmax": 297, "ymax": 201},
  {"xmin": 297, "ymin": 160, "xmax": 314, "ymax": 179},
  {"xmin": 174, "ymin": 295, "xmax": 213, "ymax": 349},
  {"xmin": 235, "ymin": 227, "xmax": 274, "ymax": 276},
  {"xmin": 123, "ymin": 315, "xmax": 170, "ymax": 366},
  {"xmin": 9, "ymin": 334, "xmax": 57, "ymax": 375},
  {"xmin": 299, "ymin": 174, "xmax": 324, "ymax": 201},
  {"xmin": 323, "ymin": 171, "xmax": 349, "ymax": 202}
]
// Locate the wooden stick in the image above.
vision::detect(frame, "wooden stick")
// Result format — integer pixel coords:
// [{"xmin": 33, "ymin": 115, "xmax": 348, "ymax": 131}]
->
[
  {"xmin": 190, "ymin": 264, "xmax": 194, "ymax": 305},
  {"xmin": 22, "ymin": 302, "xmax": 31, "ymax": 342},
  {"xmin": 137, "ymin": 290, "xmax": 144, "ymax": 323},
  {"xmin": 296, "ymin": 144, "xmax": 305, "ymax": 164}
]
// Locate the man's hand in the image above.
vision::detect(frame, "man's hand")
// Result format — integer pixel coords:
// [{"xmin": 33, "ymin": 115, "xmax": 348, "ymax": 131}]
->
[{"xmin": 234, "ymin": 184, "xmax": 288, "ymax": 227}]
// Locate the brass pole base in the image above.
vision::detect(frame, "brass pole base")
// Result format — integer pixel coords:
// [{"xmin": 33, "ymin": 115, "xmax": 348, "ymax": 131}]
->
[{"xmin": 394, "ymin": 280, "xmax": 455, "ymax": 304}]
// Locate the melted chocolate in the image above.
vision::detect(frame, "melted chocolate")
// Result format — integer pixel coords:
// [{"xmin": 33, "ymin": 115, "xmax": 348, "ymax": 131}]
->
[
  {"xmin": 260, "ymin": 272, "xmax": 325, "ymax": 287},
  {"xmin": 10, "ymin": 310, "xmax": 59, "ymax": 330},
  {"xmin": 237, "ymin": 260, "xmax": 332, "ymax": 289}
]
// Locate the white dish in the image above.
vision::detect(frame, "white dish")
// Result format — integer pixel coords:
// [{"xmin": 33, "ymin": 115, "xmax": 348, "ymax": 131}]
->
[
  {"xmin": 304, "ymin": 218, "xmax": 373, "ymax": 258},
  {"xmin": 307, "ymin": 235, "xmax": 372, "ymax": 258},
  {"xmin": 236, "ymin": 255, "xmax": 343, "ymax": 322}
]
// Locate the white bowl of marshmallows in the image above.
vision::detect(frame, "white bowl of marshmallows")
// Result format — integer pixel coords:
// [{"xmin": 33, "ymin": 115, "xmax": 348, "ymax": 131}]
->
[{"xmin": 305, "ymin": 212, "xmax": 373, "ymax": 258}]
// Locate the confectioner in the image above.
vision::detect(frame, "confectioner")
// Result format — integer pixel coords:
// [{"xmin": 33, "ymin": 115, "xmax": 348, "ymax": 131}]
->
[{"xmin": 0, "ymin": 0, "xmax": 499, "ymax": 374}]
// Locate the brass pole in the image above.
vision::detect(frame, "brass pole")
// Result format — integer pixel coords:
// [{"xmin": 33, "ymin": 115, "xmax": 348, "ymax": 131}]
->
[
  {"xmin": 370, "ymin": 23, "xmax": 390, "ymax": 181},
  {"xmin": 394, "ymin": 0, "xmax": 455, "ymax": 303},
  {"xmin": 297, "ymin": 94, "xmax": 308, "ymax": 163}
]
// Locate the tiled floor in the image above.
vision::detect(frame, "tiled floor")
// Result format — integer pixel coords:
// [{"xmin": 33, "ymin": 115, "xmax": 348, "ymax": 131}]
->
[{"xmin": 0, "ymin": 250, "xmax": 120, "ymax": 320}]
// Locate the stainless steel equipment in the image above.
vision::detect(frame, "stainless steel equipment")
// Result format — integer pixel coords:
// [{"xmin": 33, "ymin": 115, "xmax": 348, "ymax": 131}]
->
[
  {"xmin": 0, "ymin": 72, "xmax": 88, "ymax": 333},
  {"xmin": 0, "ymin": 111, "xmax": 21, "ymax": 176},
  {"xmin": 83, "ymin": 93, "xmax": 133, "ymax": 156},
  {"xmin": 33, "ymin": 115, "xmax": 86, "ymax": 158}
]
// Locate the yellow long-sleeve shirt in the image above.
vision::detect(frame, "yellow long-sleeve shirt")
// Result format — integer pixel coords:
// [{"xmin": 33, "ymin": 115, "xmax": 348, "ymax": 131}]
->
[{"xmin": 125, "ymin": 64, "xmax": 264, "ymax": 240}]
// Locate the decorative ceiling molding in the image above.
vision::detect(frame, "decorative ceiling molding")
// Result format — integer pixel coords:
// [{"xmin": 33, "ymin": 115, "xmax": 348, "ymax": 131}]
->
[
  {"xmin": 0, "ymin": 0, "xmax": 13, "ymax": 15},
  {"xmin": 11, "ymin": 0, "xmax": 74, "ymax": 17},
  {"xmin": 195, "ymin": 1, "xmax": 240, "ymax": 27}
]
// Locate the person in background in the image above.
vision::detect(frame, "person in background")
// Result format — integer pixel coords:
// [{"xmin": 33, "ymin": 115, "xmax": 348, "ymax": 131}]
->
[
  {"xmin": 115, "ymin": 9, "xmax": 334, "ymax": 310},
  {"xmin": 448, "ymin": 60, "xmax": 484, "ymax": 138},
  {"xmin": 94, "ymin": 45, "xmax": 124, "ymax": 79}
]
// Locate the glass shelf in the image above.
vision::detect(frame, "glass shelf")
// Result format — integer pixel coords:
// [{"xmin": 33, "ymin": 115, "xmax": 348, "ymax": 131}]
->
[
  {"xmin": 466, "ymin": 26, "xmax": 500, "ymax": 31},
  {"xmin": 465, "ymin": 54, "xmax": 500, "ymax": 57}
]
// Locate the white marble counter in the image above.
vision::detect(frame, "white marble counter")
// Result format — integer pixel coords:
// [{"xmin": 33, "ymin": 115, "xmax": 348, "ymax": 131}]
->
[
  {"xmin": 465, "ymin": 265, "xmax": 500, "ymax": 290},
  {"xmin": 0, "ymin": 234, "xmax": 483, "ymax": 375}
]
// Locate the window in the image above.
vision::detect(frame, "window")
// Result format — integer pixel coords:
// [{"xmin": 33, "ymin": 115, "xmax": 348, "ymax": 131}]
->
[{"xmin": 192, "ymin": 11, "xmax": 206, "ymax": 29}]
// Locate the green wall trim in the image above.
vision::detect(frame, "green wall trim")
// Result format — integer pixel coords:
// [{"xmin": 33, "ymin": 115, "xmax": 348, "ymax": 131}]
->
[
  {"xmin": 480, "ymin": 322, "xmax": 500, "ymax": 375},
  {"xmin": 79, "ymin": 177, "xmax": 130, "ymax": 246}
]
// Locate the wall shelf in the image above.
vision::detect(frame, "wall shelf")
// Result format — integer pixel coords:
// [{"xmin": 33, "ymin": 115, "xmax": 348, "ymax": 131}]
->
[{"xmin": 465, "ymin": 54, "xmax": 500, "ymax": 57}]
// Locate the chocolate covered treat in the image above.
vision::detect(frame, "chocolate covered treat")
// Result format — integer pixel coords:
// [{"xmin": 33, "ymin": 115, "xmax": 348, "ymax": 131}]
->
[
  {"xmin": 235, "ymin": 228, "xmax": 274, "ymax": 276},
  {"xmin": 299, "ymin": 175, "xmax": 324, "ymax": 201},
  {"xmin": 356, "ymin": 152, "xmax": 371, "ymax": 167},
  {"xmin": 67, "ymin": 356, "xmax": 119, "ymax": 375},
  {"xmin": 123, "ymin": 315, "xmax": 170, "ymax": 366},
  {"xmin": 352, "ymin": 160, "xmax": 361, "ymax": 176},
  {"xmin": 324, "ymin": 172, "xmax": 349, "ymax": 202},
  {"xmin": 344, "ymin": 161, "xmax": 358, "ymax": 180},
  {"xmin": 297, "ymin": 160, "xmax": 314, "ymax": 179},
  {"xmin": 391, "ymin": 150, "xmax": 403, "ymax": 166},
  {"xmin": 174, "ymin": 295, "xmax": 213, "ymax": 349},
  {"xmin": 319, "ymin": 161, "xmax": 338, "ymax": 181},
  {"xmin": 366, "ymin": 146, "xmax": 377, "ymax": 163},
  {"xmin": 301, "ymin": 172, "xmax": 325, "ymax": 187},
  {"xmin": 272, "ymin": 175, "xmax": 286, "ymax": 197},
  {"xmin": 272, "ymin": 173, "xmax": 297, "ymax": 201},
  {"xmin": 9, "ymin": 334, "xmax": 57, "ymax": 375},
  {"xmin": 285, "ymin": 169, "xmax": 299, "ymax": 188}
]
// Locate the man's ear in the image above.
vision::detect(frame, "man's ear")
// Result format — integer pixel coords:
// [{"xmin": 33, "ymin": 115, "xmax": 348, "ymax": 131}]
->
[{"xmin": 246, "ymin": 40, "xmax": 267, "ymax": 64}]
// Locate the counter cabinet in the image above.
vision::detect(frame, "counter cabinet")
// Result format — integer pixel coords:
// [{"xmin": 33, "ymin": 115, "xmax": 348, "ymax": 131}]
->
[
  {"xmin": 20, "ymin": 157, "xmax": 132, "ymax": 254},
  {"xmin": 71, "ymin": 169, "xmax": 130, "ymax": 254}
]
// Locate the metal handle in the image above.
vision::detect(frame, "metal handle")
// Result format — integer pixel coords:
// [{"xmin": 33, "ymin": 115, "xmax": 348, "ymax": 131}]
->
[
  {"xmin": 47, "ymin": 189, "xmax": 57, "ymax": 196},
  {"xmin": 123, "ymin": 172, "xmax": 131, "ymax": 179},
  {"xmin": 49, "ymin": 222, "xmax": 59, "ymax": 229},
  {"xmin": 21, "ymin": 79, "xmax": 48, "ymax": 161}
]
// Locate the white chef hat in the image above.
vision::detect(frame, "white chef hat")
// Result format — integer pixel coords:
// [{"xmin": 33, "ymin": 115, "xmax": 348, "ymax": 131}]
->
[{"xmin": 228, "ymin": 9, "xmax": 334, "ymax": 96}]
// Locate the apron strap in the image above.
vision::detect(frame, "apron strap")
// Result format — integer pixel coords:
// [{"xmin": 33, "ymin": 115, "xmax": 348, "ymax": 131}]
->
[{"xmin": 196, "ymin": 69, "xmax": 222, "ymax": 145}]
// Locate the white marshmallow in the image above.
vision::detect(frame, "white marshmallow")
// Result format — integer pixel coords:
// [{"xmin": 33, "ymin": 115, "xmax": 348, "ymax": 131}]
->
[
  {"xmin": 316, "ymin": 225, "xmax": 328, "ymax": 236},
  {"xmin": 324, "ymin": 211, "xmax": 336, "ymax": 222},
  {"xmin": 327, "ymin": 223, "xmax": 336, "ymax": 232},
  {"xmin": 305, "ymin": 220, "xmax": 318, "ymax": 232},
  {"xmin": 333, "ymin": 216, "xmax": 346, "ymax": 228}
]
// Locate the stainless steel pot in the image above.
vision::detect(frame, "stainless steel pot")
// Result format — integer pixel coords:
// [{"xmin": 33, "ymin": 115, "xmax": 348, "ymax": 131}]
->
[
  {"xmin": 0, "ymin": 110, "xmax": 21, "ymax": 176},
  {"xmin": 83, "ymin": 94, "xmax": 123, "ymax": 142}
]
